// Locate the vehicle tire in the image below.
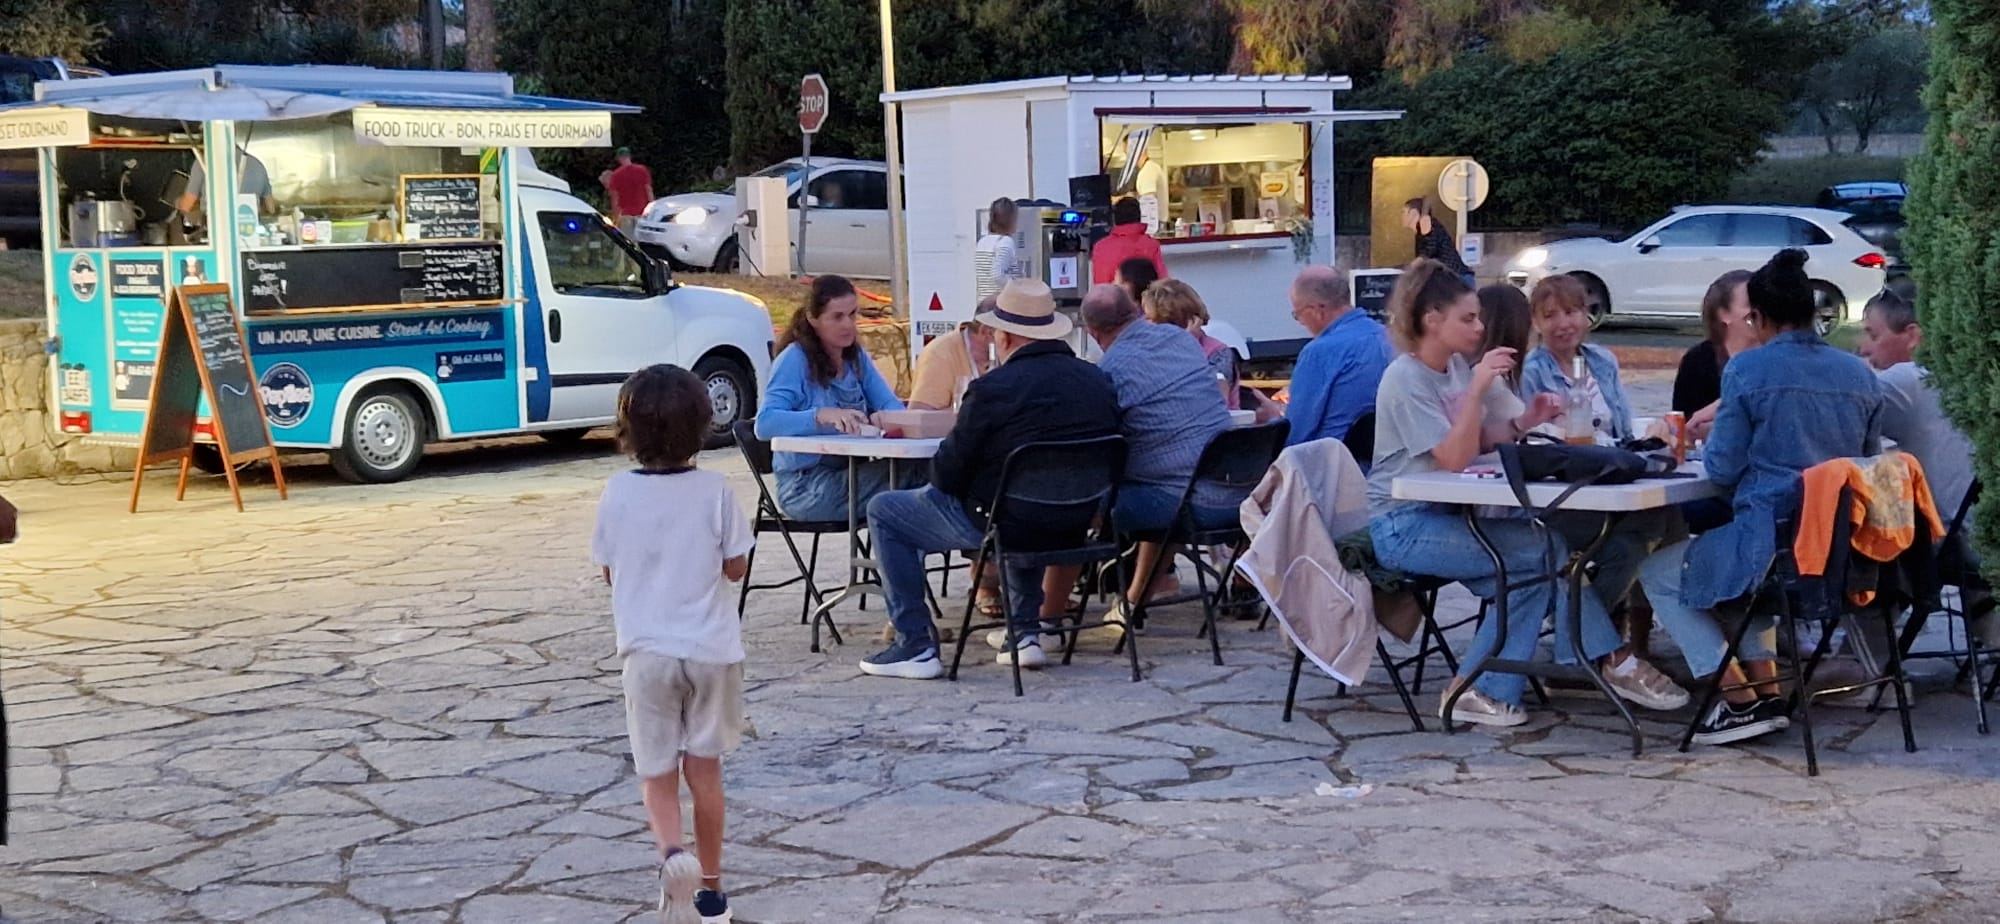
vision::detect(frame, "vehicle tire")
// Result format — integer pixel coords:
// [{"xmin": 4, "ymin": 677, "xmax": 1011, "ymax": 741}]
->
[
  {"xmin": 330, "ymin": 387, "xmax": 427, "ymax": 484},
  {"xmin": 538, "ymin": 428, "xmax": 595, "ymax": 446},
  {"xmin": 191, "ymin": 443, "xmax": 228, "ymax": 475},
  {"xmin": 712, "ymin": 237, "xmax": 740, "ymax": 275},
  {"xmin": 1572, "ymin": 273, "xmax": 1612, "ymax": 330},
  {"xmin": 1812, "ymin": 283, "xmax": 1846, "ymax": 337},
  {"xmin": 693, "ymin": 356, "xmax": 753, "ymax": 450}
]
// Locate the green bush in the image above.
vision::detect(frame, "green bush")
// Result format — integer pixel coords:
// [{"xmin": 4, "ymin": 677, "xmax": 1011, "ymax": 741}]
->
[
  {"xmin": 1728, "ymin": 155, "xmax": 1909, "ymax": 205},
  {"xmin": 1905, "ymin": 0, "xmax": 2000, "ymax": 568},
  {"xmin": 1351, "ymin": 15, "xmax": 1782, "ymax": 230}
]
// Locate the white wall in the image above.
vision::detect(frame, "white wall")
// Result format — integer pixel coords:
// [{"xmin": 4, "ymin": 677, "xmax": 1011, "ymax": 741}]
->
[{"xmin": 900, "ymin": 96, "xmax": 1033, "ymax": 360}]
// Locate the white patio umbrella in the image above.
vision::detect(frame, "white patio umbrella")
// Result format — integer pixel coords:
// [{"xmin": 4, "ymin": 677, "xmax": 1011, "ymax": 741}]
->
[{"xmin": 78, "ymin": 84, "xmax": 362, "ymax": 122}]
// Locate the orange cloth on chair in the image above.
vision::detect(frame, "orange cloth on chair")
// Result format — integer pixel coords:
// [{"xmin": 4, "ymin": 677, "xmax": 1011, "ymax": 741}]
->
[{"xmin": 1793, "ymin": 452, "xmax": 1944, "ymax": 602}]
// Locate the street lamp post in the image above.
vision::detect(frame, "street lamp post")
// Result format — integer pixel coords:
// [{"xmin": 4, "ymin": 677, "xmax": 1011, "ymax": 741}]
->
[{"xmin": 879, "ymin": 0, "xmax": 909, "ymax": 318}]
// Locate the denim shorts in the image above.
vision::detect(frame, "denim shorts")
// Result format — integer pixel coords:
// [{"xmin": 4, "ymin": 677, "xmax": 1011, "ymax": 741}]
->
[{"xmin": 1114, "ymin": 482, "xmax": 1237, "ymax": 535}]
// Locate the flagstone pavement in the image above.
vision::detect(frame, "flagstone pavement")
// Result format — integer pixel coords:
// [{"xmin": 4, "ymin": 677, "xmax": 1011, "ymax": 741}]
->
[{"xmin": 5, "ymin": 372, "xmax": 2000, "ymax": 923}]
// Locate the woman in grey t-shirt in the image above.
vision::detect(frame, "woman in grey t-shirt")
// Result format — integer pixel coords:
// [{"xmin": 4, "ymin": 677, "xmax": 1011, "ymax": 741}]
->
[{"xmin": 1366, "ymin": 260, "xmax": 1687, "ymax": 728}]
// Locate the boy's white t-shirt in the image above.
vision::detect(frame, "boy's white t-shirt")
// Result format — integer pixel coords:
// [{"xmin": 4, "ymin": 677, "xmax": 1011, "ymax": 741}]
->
[{"xmin": 591, "ymin": 468, "xmax": 756, "ymax": 664}]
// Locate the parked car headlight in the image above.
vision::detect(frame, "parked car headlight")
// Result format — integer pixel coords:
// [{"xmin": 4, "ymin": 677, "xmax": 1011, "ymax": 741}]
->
[
  {"xmin": 1514, "ymin": 246, "xmax": 1549, "ymax": 270},
  {"xmin": 674, "ymin": 207, "xmax": 712, "ymax": 226}
]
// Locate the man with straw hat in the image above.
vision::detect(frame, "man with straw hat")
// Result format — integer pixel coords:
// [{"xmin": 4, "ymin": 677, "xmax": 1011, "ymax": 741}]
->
[{"xmin": 859, "ymin": 280, "xmax": 1121, "ymax": 679}]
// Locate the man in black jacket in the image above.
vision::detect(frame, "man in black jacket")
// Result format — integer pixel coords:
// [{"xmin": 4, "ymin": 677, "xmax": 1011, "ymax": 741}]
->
[{"xmin": 860, "ymin": 279, "xmax": 1120, "ymax": 679}]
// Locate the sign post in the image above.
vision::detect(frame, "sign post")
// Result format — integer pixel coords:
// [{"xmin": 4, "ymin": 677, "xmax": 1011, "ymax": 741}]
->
[
  {"xmin": 130, "ymin": 284, "xmax": 288, "ymax": 513},
  {"xmin": 797, "ymin": 73, "xmax": 829, "ymax": 276},
  {"xmin": 1436, "ymin": 158, "xmax": 1490, "ymax": 250}
]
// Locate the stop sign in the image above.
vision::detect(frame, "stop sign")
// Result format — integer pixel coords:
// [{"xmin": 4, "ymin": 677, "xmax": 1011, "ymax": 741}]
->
[{"xmin": 799, "ymin": 73, "xmax": 830, "ymax": 135}]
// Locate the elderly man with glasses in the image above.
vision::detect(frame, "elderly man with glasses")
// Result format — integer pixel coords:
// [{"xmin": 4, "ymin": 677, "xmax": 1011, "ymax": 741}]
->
[{"xmin": 1263, "ymin": 265, "xmax": 1393, "ymax": 449}]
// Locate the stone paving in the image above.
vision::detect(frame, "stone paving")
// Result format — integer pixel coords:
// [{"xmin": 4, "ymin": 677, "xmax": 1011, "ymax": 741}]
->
[{"xmin": 4, "ymin": 371, "xmax": 2000, "ymax": 923}]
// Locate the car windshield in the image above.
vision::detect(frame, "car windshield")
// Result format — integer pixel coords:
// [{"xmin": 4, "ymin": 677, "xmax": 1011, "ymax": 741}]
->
[{"xmin": 753, "ymin": 162, "xmax": 807, "ymax": 185}]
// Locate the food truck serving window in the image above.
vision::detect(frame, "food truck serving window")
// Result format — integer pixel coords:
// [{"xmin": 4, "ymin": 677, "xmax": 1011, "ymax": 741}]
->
[
  {"xmin": 1100, "ymin": 120, "xmax": 1309, "ymax": 240},
  {"xmin": 247, "ymin": 113, "xmax": 500, "ymax": 246},
  {"xmin": 53, "ymin": 117, "xmax": 206, "ymax": 249}
]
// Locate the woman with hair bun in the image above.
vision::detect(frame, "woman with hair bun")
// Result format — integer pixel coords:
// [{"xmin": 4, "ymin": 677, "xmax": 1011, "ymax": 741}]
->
[
  {"xmin": 1636, "ymin": 248, "xmax": 1885, "ymax": 746},
  {"xmin": 1367, "ymin": 258, "xmax": 1687, "ymax": 728}
]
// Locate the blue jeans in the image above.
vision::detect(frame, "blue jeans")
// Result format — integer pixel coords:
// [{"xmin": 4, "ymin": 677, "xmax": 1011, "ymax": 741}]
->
[
  {"xmin": 868, "ymin": 485, "xmax": 1045, "ymax": 648},
  {"xmin": 1637, "ymin": 539, "xmax": 1776, "ymax": 678},
  {"xmin": 1372, "ymin": 505, "xmax": 1622, "ymax": 706},
  {"xmin": 778, "ymin": 459, "xmax": 906, "ymax": 522},
  {"xmin": 1114, "ymin": 482, "xmax": 1236, "ymax": 534}
]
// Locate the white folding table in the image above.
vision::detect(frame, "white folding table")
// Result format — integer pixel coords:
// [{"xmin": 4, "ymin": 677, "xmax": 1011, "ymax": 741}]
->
[
  {"xmin": 769, "ymin": 435, "xmax": 942, "ymax": 651},
  {"xmin": 1392, "ymin": 462, "xmax": 1718, "ymax": 755}
]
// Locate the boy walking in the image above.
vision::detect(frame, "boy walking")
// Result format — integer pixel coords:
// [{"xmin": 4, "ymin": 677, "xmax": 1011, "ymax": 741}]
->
[{"xmin": 592, "ymin": 364, "xmax": 753, "ymax": 924}]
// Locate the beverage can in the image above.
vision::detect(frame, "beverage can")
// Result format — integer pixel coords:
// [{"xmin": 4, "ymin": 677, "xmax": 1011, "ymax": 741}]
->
[{"xmin": 1664, "ymin": 411, "xmax": 1687, "ymax": 464}]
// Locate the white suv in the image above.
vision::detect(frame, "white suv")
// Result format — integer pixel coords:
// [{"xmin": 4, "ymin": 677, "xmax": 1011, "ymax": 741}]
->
[
  {"xmin": 633, "ymin": 158, "xmax": 894, "ymax": 278},
  {"xmin": 1505, "ymin": 205, "xmax": 1889, "ymax": 334}
]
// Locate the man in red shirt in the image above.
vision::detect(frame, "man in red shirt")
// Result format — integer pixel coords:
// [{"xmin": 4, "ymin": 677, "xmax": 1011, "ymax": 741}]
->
[
  {"xmin": 1090, "ymin": 196, "xmax": 1168, "ymax": 285},
  {"xmin": 599, "ymin": 147, "xmax": 654, "ymax": 236}
]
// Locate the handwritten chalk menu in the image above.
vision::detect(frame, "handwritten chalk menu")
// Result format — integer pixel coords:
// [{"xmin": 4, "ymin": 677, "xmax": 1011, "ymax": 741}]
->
[
  {"xmin": 130, "ymin": 284, "xmax": 288, "ymax": 513},
  {"xmin": 401, "ymin": 174, "xmax": 484, "ymax": 241},
  {"xmin": 241, "ymin": 243, "xmax": 504, "ymax": 311},
  {"xmin": 1350, "ymin": 268, "xmax": 1403, "ymax": 322}
]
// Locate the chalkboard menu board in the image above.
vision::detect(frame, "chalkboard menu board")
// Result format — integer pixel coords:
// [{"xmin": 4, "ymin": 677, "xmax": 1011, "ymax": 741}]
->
[
  {"xmin": 242, "ymin": 243, "xmax": 504, "ymax": 312},
  {"xmin": 181, "ymin": 288, "xmax": 269, "ymax": 457},
  {"xmin": 131, "ymin": 284, "xmax": 288, "ymax": 512},
  {"xmin": 401, "ymin": 174, "xmax": 484, "ymax": 241},
  {"xmin": 1351, "ymin": 268, "xmax": 1403, "ymax": 322}
]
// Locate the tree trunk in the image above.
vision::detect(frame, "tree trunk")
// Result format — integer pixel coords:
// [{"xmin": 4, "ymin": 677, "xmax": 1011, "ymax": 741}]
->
[
  {"xmin": 423, "ymin": 0, "xmax": 445, "ymax": 69},
  {"xmin": 465, "ymin": 0, "xmax": 498, "ymax": 71}
]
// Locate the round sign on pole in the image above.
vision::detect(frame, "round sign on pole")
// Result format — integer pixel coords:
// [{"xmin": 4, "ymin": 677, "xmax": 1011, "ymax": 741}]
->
[
  {"xmin": 1437, "ymin": 158, "xmax": 1490, "ymax": 212},
  {"xmin": 799, "ymin": 73, "xmax": 830, "ymax": 135}
]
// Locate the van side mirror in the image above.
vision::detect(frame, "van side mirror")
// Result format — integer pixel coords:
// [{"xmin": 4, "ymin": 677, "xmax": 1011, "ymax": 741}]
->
[
  {"xmin": 1638, "ymin": 235, "xmax": 1663, "ymax": 254},
  {"xmin": 644, "ymin": 257, "xmax": 672, "ymax": 294}
]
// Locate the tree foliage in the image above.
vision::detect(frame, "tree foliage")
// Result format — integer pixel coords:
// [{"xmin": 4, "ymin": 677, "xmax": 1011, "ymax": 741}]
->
[
  {"xmin": 0, "ymin": 0, "xmax": 106, "ymax": 62},
  {"xmin": 1353, "ymin": 15, "xmax": 1782, "ymax": 229},
  {"xmin": 1798, "ymin": 24, "xmax": 1929, "ymax": 153},
  {"xmin": 1904, "ymin": 0, "xmax": 2000, "ymax": 572}
]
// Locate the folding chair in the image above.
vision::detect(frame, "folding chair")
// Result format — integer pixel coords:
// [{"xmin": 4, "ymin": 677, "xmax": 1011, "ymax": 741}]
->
[
  {"xmin": 1677, "ymin": 485, "xmax": 1926, "ymax": 775},
  {"xmin": 947, "ymin": 436, "xmax": 1132, "ymax": 697},
  {"xmin": 1125, "ymin": 420, "xmax": 1290, "ymax": 666},
  {"xmin": 1281, "ymin": 576, "xmax": 1488, "ymax": 731},
  {"xmin": 731, "ymin": 420, "xmax": 850, "ymax": 641},
  {"xmin": 1897, "ymin": 479, "xmax": 1997, "ymax": 733}
]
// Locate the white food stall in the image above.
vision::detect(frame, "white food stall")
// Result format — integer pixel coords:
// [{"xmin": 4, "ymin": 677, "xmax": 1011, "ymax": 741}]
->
[{"xmin": 883, "ymin": 74, "xmax": 1398, "ymax": 364}]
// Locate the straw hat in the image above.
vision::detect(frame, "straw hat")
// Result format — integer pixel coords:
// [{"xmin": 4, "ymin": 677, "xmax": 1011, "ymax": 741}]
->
[{"xmin": 977, "ymin": 279, "xmax": 1073, "ymax": 340}]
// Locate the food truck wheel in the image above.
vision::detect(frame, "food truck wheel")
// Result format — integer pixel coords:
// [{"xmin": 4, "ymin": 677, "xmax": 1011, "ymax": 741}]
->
[
  {"xmin": 538, "ymin": 428, "xmax": 595, "ymax": 446},
  {"xmin": 695, "ymin": 356, "xmax": 752, "ymax": 450},
  {"xmin": 331, "ymin": 388, "xmax": 427, "ymax": 483}
]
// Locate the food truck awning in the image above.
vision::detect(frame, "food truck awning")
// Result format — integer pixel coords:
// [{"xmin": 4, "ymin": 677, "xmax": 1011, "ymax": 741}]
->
[{"xmin": 0, "ymin": 65, "xmax": 638, "ymax": 150}]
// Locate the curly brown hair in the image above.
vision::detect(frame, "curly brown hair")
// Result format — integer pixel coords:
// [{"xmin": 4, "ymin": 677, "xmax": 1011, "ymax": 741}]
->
[
  {"xmin": 777, "ymin": 275, "xmax": 861, "ymax": 386},
  {"xmin": 615, "ymin": 364, "xmax": 710, "ymax": 470},
  {"xmin": 1142, "ymin": 278, "xmax": 1209, "ymax": 328}
]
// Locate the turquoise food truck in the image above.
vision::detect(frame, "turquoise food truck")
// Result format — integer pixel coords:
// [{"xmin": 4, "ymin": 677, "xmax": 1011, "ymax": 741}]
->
[{"xmin": 7, "ymin": 65, "xmax": 773, "ymax": 482}]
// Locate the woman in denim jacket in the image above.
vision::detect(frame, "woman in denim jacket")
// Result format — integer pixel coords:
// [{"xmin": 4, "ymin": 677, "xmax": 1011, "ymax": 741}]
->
[
  {"xmin": 1519, "ymin": 276, "xmax": 1684, "ymax": 617},
  {"xmin": 1366, "ymin": 259, "xmax": 1689, "ymax": 728},
  {"xmin": 1636, "ymin": 249, "xmax": 1884, "ymax": 746},
  {"xmin": 755, "ymin": 275, "xmax": 908, "ymax": 521}
]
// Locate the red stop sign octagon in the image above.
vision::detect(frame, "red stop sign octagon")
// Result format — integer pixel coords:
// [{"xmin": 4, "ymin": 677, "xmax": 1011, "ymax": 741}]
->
[{"xmin": 799, "ymin": 73, "xmax": 830, "ymax": 135}]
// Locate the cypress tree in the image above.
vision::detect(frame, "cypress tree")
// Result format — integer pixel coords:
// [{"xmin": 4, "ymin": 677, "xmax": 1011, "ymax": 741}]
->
[{"xmin": 1904, "ymin": 0, "xmax": 2000, "ymax": 565}]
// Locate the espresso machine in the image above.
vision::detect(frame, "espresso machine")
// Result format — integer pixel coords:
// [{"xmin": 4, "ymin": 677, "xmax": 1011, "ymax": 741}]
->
[{"xmin": 70, "ymin": 194, "xmax": 138, "ymax": 248}]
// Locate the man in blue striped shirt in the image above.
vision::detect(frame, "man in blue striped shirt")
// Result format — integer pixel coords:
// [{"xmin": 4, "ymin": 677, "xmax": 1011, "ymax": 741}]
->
[
  {"xmin": 1032, "ymin": 284, "xmax": 1232, "ymax": 627},
  {"xmin": 1282, "ymin": 266, "xmax": 1392, "ymax": 452}
]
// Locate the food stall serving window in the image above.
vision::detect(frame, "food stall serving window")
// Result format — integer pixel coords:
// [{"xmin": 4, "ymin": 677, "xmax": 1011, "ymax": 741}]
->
[
  {"xmin": 53, "ymin": 116, "xmax": 206, "ymax": 248},
  {"xmin": 1099, "ymin": 118, "xmax": 1309, "ymax": 240},
  {"xmin": 245, "ymin": 112, "xmax": 499, "ymax": 247}
]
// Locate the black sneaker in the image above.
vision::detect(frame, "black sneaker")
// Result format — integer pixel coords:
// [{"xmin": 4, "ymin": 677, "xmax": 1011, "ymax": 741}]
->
[
  {"xmin": 858, "ymin": 638, "xmax": 942, "ymax": 680},
  {"xmin": 1690, "ymin": 698, "xmax": 1785, "ymax": 746},
  {"xmin": 1754, "ymin": 695, "xmax": 1794, "ymax": 729},
  {"xmin": 695, "ymin": 888, "xmax": 731, "ymax": 923}
]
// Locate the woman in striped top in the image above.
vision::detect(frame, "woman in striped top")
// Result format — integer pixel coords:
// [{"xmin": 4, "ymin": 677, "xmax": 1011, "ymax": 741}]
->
[{"xmin": 972, "ymin": 197, "xmax": 1020, "ymax": 299}]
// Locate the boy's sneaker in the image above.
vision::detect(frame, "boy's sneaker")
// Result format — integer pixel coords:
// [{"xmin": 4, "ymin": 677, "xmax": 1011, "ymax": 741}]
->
[
  {"xmin": 1690, "ymin": 698, "xmax": 1785, "ymax": 746},
  {"xmin": 993, "ymin": 635, "xmax": 1047, "ymax": 669},
  {"xmin": 659, "ymin": 849, "xmax": 702, "ymax": 924},
  {"xmin": 694, "ymin": 888, "xmax": 731, "ymax": 923},
  {"xmin": 859, "ymin": 639, "xmax": 942, "ymax": 680}
]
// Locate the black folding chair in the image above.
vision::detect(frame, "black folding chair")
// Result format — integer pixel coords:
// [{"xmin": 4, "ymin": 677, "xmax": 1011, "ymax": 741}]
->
[
  {"xmin": 947, "ymin": 436, "xmax": 1132, "ymax": 697},
  {"xmin": 1678, "ymin": 485, "xmax": 1926, "ymax": 775},
  {"xmin": 732, "ymin": 420, "xmax": 850, "ymax": 643},
  {"xmin": 1125, "ymin": 420, "xmax": 1290, "ymax": 666},
  {"xmin": 1897, "ymin": 479, "xmax": 1997, "ymax": 733},
  {"xmin": 1282, "ymin": 575, "xmax": 1493, "ymax": 731},
  {"xmin": 1342, "ymin": 411, "xmax": 1376, "ymax": 472}
]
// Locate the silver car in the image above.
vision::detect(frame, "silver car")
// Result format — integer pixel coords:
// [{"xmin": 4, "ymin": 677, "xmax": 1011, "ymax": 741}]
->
[{"xmin": 632, "ymin": 158, "xmax": 894, "ymax": 278}]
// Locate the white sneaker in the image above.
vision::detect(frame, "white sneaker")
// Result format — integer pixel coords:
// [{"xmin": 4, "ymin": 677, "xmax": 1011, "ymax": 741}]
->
[
  {"xmin": 987, "ymin": 622, "xmax": 1060, "ymax": 651},
  {"xmin": 1105, "ymin": 597, "xmax": 1144, "ymax": 634},
  {"xmin": 659, "ymin": 849, "xmax": 702, "ymax": 924},
  {"xmin": 994, "ymin": 636, "xmax": 1048, "ymax": 669}
]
